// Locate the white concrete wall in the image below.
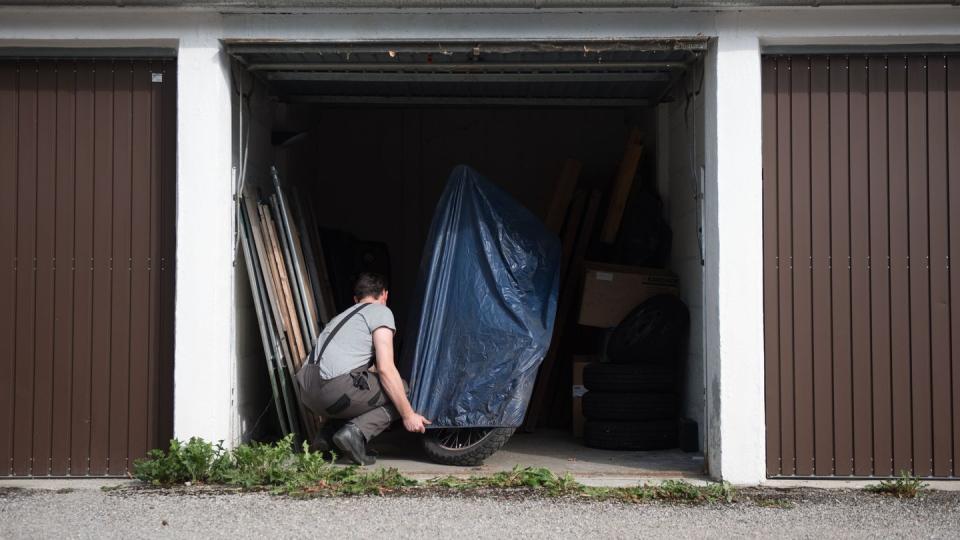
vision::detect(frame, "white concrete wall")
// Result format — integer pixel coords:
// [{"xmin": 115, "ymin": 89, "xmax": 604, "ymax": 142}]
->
[
  {"xmin": 658, "ymin": 74, "xmax": 707, "ymax": 453},
  {"xmin": 1, "ymin": 4, "xmax": 957, "ymax": 480}
]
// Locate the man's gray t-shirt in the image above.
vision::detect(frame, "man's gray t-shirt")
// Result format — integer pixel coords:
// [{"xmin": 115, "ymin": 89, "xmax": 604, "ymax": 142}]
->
[{"xmin": 315, "ymin": 302, "xmax": 396, "ymax": 380}]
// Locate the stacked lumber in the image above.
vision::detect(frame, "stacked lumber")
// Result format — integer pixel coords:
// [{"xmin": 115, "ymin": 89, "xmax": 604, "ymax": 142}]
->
[
  {"xmin": 238, "ymin": 166, "xmax": 337, "ymax": 442},
  {"xmin": 523, "ymin": 129, "xmax": 645, "ymax": 432}
]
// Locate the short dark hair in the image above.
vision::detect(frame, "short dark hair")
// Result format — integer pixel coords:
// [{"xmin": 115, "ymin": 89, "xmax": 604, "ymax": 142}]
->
[{"xmin": 353, "ymin": 272, "xmax": 388, "ymax": 300}]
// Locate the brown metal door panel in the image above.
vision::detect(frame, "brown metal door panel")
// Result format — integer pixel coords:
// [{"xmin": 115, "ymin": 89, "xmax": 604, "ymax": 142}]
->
[
  {"xmin": 13, "ymin": 63, "xmax": 39, "ymax": 476},
  {"xmin": 848, "ymin": 56, "xmax": 874, "ymax": 477},
  {"xmin": 867, "ymin": 55, "xmax": 893, "ymax": 478},
  {"xmin": 146, "ymin": 62, "xmax": 164, "ymax": 451},
  {"xmin": 158, "ymin": 60, "xmax": 177, "ymax": 447},
  {"xmin": 127, "ymin": 62, "xmax": 153, "ymax": 463},
  {"xmin": 89, "ymin": 59, "xmax": 115, "ymax": 476},
  {"xmin": 51, "ymin": 61, "xmax": 78, "ymax": 476},
  {"xmin": 0, "ymin": 57, "xmax": 174, "ymax": 477},
  {"xmin": 33, "ymin": 62, "xmax": 58, "ymax": 477},
  {"xmin": 886, "ymin": 57, "xmax": 914, "ymax": 475},
  {"xmin": 108, "ymin": 61, "xmax": 134, "ymax": 476},
  {"xmin": 0, "ymin": 63, "xmax": 17, "ymax": 476},
  {"xmin": 0, "ymin": 63, "xmax": 18, "ymax": 476},
  {"xmin": 829, "ymin": 55, "xmax": 855, "ymax": 477},
  {"xmin": 926, "ymin": 56, "xmax": 953, "ymax": 478},
  {"xmin": 761, "ymin": 57, "xmax": 782, "ymax": 477},
  {"xmin": 790, "ymin": 56, "xmax": 816, "ymax": 477},
  {"xmin": 907, "ymin": 55, "xmax": 933, "ymax": 478},
  {"xmin": 809, "ymin": 56, "xmax": 835, "ymax": 477},
  {"xmin": 776, "ymin": 57, "xmax": 797, "ymax": 476},
  {"xmin": 949, "ymin": 56, "xmax": 960, "ymax": 479},
  {"xmin": 764, "ymin": 53, "xmax": 959, "ymax": 478},
  {"xmin": 70, "ymin": 62, "xmax": 96, "ymax": 476}
]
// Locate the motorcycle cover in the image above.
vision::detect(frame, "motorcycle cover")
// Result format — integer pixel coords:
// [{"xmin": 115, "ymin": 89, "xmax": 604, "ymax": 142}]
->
[{"xmin": 402, "ymin": 165, "xmax": 561, "ymax": 428}]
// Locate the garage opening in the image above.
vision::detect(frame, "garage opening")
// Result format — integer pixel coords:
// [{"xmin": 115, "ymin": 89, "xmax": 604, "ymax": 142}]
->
[{"xmin": 228, "ymin": 40, "xmax": 708, "ymax": 476}]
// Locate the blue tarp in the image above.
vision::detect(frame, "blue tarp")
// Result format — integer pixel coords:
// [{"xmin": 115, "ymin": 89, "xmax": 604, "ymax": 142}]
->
[{"xmin": 401, "ymin": 165, "xmax": 561, "ymax": 428}]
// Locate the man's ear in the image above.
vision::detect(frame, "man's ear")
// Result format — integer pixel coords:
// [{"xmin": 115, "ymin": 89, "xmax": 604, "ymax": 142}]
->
[{"xmin": 353, "ymin": 296, "xmax": 359, "ymax": 304}]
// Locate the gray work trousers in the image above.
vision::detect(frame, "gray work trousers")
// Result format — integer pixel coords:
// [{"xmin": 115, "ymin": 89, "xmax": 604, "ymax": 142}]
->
[{"xmin": 297, "ymin": 364, "xmax": 406, "ymax": 441}]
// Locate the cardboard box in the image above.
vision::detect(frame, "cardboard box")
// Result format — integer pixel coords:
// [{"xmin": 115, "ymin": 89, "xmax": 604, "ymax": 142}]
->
[
  {"xmin": 572, "ymin": 356, "xmax": 594, "ymax": 438},
  {"xmin": 577, "ymin": 262, "xmax": 679, "ymax": 328}
]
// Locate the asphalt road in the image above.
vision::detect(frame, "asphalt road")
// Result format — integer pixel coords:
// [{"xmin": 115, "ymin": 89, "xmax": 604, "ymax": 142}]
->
[{"xmin": 2, "ymin": 486, "xmax": 959, "ymax": 539}]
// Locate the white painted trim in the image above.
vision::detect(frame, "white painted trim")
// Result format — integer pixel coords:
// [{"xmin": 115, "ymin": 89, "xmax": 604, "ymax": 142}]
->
[
  {"xmin": 702, "ymin": 24, "xmax": 767, "ymax": 485},
  {"xmin": 173, "ymin": 33, "xmax": 237, "ymax": 446}
]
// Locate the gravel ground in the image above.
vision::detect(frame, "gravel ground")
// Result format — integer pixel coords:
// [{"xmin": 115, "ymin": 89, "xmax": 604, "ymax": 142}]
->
[{"xmin": 1, "ymin": 486, "xmax": 959, "ymax": 539}]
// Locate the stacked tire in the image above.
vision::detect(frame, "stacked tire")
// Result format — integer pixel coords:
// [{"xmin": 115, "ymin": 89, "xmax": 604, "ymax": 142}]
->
[{"xmin": 582, "ymin": 294, "xmax": 689, "ymax": 451}]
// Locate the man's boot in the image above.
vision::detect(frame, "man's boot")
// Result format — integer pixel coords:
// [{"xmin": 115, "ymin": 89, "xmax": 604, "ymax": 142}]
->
[
  {"xmin": 309, "ymin": 422, "xmax": 340, "ymax": 454},
  {"xmin": 332, "ymin": 423, "xmax": 375, "ymax": 466}
]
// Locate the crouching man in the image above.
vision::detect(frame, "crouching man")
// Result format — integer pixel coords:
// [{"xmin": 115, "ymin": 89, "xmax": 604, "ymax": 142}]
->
[{"xmin": 296, "ymin": 272, "xmax": 431, "ymax": 465}]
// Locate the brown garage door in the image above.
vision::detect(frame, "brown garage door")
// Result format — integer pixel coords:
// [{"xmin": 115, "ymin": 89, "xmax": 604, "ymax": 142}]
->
[
  {"xmin": 762, "ymin": 53, "xmax": 960, "ymax": 478},
  {"xmin": 0, "ymin": 58, "xmax": 176, "ymax": 476}
]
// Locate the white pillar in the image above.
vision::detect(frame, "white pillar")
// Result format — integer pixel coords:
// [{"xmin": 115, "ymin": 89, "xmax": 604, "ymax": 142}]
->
[
  {"xmin": 173, "ymin": 35, "xmax": 235, "ymax": 444},
  {"xmin": 703, "ymin": 22, "xmax": 767, "ymax": 484}
]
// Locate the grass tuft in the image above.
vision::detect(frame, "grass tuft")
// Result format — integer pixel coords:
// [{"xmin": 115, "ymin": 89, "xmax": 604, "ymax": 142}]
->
[{"xmin": 865, "ymin": 470, "xmax": 928, "ymax": 499}]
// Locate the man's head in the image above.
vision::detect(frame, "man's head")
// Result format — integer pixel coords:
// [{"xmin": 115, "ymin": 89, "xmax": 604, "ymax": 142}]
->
[{"xmin": 353, "ymin": 272, "xmax": 389, "ymax": 305}]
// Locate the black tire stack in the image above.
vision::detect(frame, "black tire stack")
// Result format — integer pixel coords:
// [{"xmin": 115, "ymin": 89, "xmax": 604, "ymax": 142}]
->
[{"xmin": 582, "ymin": 294, "xmax": 689, "ymax": 451}]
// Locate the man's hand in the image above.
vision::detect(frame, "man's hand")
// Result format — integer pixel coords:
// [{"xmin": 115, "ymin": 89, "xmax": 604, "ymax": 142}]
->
[{"xmin": 402, "ymin": 413, "xmax": 432, "ymax": 434}]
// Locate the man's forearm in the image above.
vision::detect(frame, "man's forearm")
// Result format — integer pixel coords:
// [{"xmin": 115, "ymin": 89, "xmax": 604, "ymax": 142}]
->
[{"xmin": 378, "ymin": 365, "xmax": 414, "ymax": 418}]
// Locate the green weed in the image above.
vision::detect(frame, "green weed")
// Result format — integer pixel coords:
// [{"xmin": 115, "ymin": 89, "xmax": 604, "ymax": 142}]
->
[
  {"xmin": 865, "ymin": 471, "xmax": 928, "ymax": 499},
  {"xmin": 133, "ymin": 435, "xmax": 415, "ymax": 497},
  {"xmin": 754, "ymin": 497, "xmax": 795, "ymax": 509},
  {"xmin": 588, "ymin": 480, "xmax": 736, "ymax": 504},
  {"xmin": 427, "ymin": 466, "xmax": 582, "ymax": 495},
  {"xmin": 133, "ymin": 437, "xmax": 735, "ymax": 503}
]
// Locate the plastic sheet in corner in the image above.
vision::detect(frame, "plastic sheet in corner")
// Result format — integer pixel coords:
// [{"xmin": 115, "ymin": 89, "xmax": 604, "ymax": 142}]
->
[{"xmin": 401, "ymin": 165, "xmax": 561, "ymax": 428}]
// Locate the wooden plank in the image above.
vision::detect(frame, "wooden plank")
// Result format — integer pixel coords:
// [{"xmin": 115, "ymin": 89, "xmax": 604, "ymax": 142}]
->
[
  {"xmin": 108, "ymin": 60, "xmax": 133, "ymax": 476},
  {"xmin": 32, "ymin": 61, "xmax": 57, "ymax": 477},
  {"xmin": 13, "ymin": 61, "xmax": 38, "ymax": 476},
  {"xmin": 809, "ymin": 56, "xmax": 835, "ymax": 477},
  {"xmin": 272, "ymin": 169, "xmax": 318, "ymax": 344},
  {"xmin": 887, "ymin": 55, "xmax": 913, "ymax": 475},
  {"xmin": 776, "ymin": 56, "xmax": 796, "ymax": 476},
  {"xmin": 524, "ymin": 191, "xmax": 598, "ymax": 431},
  {"xmin": 261, "ymin": 203, "xmax": 306, "ymax": 364},
  {"xmin": 790, "ymin": 55, "xmax": 815, "ymax": 477},
  {"xmin": 849, "ymin": 55, "xmax": 874, "ymax": 477},
  {"xmin": 247, "ymin": 195, "xmax": 305, "ymax": 437},
  {"xmin": 0, "ymin": 61, "xmax": 19, "ymax": 476},
  {"xmin": 244, "ymin": 195, "xmax": 297, "ymax": 436},
  {"xmin": 269, "ymin": 193, "xmax": 312, "ymax": 357},
  {"xmin": 828, "ymin": 55, "xmax": 853, "ymax": 476},
  {"xmin": 600, "ymin": 128, "xmax": 643, "ymax": 243},
  {"xmin": 761, "ymin": 57, "xmax": 782, "ymax": 476},
  {"xmin": 50, "ymin": 60, "xmax": 77, "ymax": 476},
  {"xmin": 907, "ymin": 55, "xmax": 932, "ymax": 477},
  {"xmin": 238, "ymin": 201, "xmax": 291, "ymax": 435},
  {"xmin": 948, "ymin": 55, "xmax": 960, "ymax": 479},
  {"xmin": 544, "ymin": 159, "xmax": 581, "ymax": 234},
  {"xmin": 867, "ymin": 55, "xmax": 893, "ymax": 478}
]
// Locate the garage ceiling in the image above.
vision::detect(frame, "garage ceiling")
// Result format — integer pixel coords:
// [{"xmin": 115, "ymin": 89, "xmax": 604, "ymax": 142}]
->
[{"xmin": 227, "ymin": 40, "xmax": 706, "ymax": 107}]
